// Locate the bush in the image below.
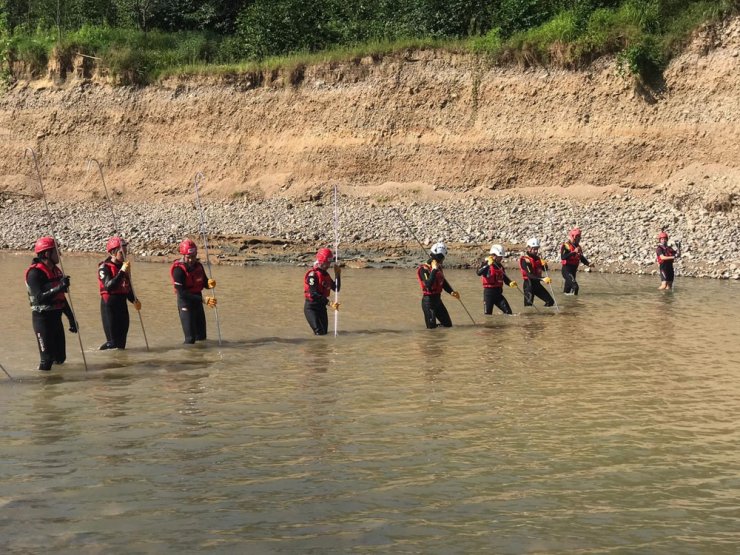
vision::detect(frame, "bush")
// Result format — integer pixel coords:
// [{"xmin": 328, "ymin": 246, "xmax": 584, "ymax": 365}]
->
[
  {"xmin": 9, "ymin": 34, "xmax": 54, "ymax": 75},
  {"xmin": 470, "ymin": 27, "xmax": 503, "ymax": 54},
  {"xmin": 105, "ymin": 46, "xmax": 152, "ymax": 84},
  {"xmin": 616, "ymin": 34, "xmax": 664, "ymax": 80}
]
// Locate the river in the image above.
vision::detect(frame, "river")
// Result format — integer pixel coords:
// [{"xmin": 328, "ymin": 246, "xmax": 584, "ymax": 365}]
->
[{"xmin": 1, "ymin": 252, "xmax": 739, "ymax": 553}]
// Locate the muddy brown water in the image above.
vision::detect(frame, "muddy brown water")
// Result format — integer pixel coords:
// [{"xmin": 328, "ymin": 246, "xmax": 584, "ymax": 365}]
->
[{"xmin": 1, "ymin": 253, "xmax": 739, "ymax": 553}]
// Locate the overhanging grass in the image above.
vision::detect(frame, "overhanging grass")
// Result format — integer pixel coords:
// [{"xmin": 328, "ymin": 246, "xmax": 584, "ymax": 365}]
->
[
  {"xmin": 157, "ymin": 37, "xmax": 452, "ymax": 80},
  {"xmin": 4, "ymin": 0, "xmax": 737, "ymax": 85}
]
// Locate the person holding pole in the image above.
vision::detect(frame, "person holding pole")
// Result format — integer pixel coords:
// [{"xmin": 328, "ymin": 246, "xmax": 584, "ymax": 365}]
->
[
  {"xmin": 476, "ymin": 244, "xmax": 517, "ymax": 315},
  {"xmin": 25, "ymin": 237, "xmax": 78, "ymax": 371},
  {"xmin": 519, "ymin": 238, "xmax": 555, "ymax": 308},
  {"xmin": 98, "ymin": 236, "xmax": 141, "ymax": 350},
  {"xmin": 417, "ymin": 242, "xmax": 461, "ymax": 328},
  {"xmin": 560, "ymin": 227, "xmax": 592, "ymax": 296},
  {"xmin": 656, "ymin": 231, "xmax": 680, "ymax": 290},
  {"xmin": 171, "ymin": 239, "xmax": 217, "ymax": 344},
  {"xmin": 304, "ymin": 248, "xmax": 341, "ymax": 336}
]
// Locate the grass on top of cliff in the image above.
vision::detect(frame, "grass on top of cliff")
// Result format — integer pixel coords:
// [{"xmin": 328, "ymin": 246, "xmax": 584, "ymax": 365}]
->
[{"xmin": 4, "ymin": 0, "xmax": 737, "ymax": 86}]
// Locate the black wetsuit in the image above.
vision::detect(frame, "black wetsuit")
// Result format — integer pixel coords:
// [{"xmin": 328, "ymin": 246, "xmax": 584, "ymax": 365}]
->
[
  {"xmin": 519, "ymin": 255, "xmax": 555, "ymax": 307},
  {"xmin": 304, "ymin": 266, "xmax": 340, "ymax": 335},
  {"xmin": 418, "ymin": 261, "xmax": 454, "ymax": 328},
  {"xmin": 560, "ymin": 242, "xmax": 590, "ymax": 295},
  {"xmin": 25, "ymin": 260, "xmax": 76, "ymax": 371},
  {"xmin": 657, "ymin": 245, "xmax": 677, "ymax": 283},
  {"xmin": 172, "ymin": 262, "xmax": 209, "ymax": 344},
  {"xmin": 98, "ymin": 259, "xmax": 135, "ymax": 349},
  {"xmin": 476, "ymin": 261, "xmax": 513, "ymax": 314}
]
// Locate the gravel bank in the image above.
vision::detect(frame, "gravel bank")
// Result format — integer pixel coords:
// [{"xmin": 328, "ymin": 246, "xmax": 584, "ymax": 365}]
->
[{"xmin": 1, "ymin": 191, "xmax": 738, "ymax": 280}]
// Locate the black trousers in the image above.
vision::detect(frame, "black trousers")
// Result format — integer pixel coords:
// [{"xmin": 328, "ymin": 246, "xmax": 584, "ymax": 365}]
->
[
  {"xmin": 32, "ymin": 310, "xmax": 66, "ymax": 370},
  {"xmin": 523, "ymin": 280, "xmax": 555, "ymax": 307},
  {"xmin": 421, "ymin": 294, "xmax": 452, "ymax": 329},
  {"xmin": 178, "ymin": 296, "xmax": 207, "ymax": 344},
  {"xmin": 304, "ymin": 300, "xmax": 329, "ymax": 335},
  {"xmin": 562, "ymin": 265, "xmax": 580, "ymax": 295},
  {"xmin": 483, "ymin": 288, "xmax": 512, "ymax": 315},
  {"xmin": 101, "ymin": 296, "xmax": 130, "ymax": 349},
  {"xmin": 660, "ymin": 263, "xmax": 675, "ymax": 283}
]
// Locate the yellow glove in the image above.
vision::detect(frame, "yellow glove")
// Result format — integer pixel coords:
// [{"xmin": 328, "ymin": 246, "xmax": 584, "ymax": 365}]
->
[
  {"xmin": 207, "ymin": 278, "xmax": 216, "ymax": 289},
  {"xmin": 541, "ymin": 260, "xmax": 548, "ymax": 269},
  {"xmin": 121, "ymin": 261, "xmax": 130, "ymax": 273},
  {"xmin": 204, "ymin": 297, "xmax": 217, "ymax": 307},
  {"xmin": 334, "ymin": 264, "xmax": 342, "ymax": 276},
  {"xmin": 509, "ymin": 281, "xmax": 517, "ymax": 288},
  {"xmin": 431, "ymin": 259, "xmax": 439, "ymax": 270},
  {"xmin": 329, "ymin": 301, "xmax": 340, "ymax": 311},
  {"xmin": 543, "ymin": 277, "xmax": 552, "ymax": 285},
  {"xmin": 486, "ymin": 256, "xmax": 495, "ymax": 266},
  {"xmin": 133, "ymin": 299, "xmax": 142, "ymax": 311},
  {"xmin": 451, "ymin": 291, "xmax": 460, "ymax": 300}
]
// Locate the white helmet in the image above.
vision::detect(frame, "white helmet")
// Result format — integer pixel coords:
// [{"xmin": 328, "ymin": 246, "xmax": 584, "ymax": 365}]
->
[
  {"xmin": 490, "ymin": 244, "xmax": 505, "ymax": 257},
  {"xmin": 526, "ymin": 237, "xmax": 540, "ymax": 248},
  {"xmin": 430, "ymin": 242, "xmax": 448, "ymax": 257}
]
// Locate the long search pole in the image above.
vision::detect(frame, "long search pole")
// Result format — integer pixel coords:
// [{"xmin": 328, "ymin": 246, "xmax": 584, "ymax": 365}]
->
[
  {"xmin": 193, "ymin": 172, "xmax": 222, "ymax": 345},
  {"xmin": 333, "ymin": 184, "xmax": 340, "ymax": 337},
  {"xmin": 87, "ymin": 159, "xmax": 149, "ymax": 351},
  {"xmin": 25, "ymin": 148, "xmax": 88, "ymax": 371},
  {"xmin": 392, "ymin": 207, "xmax": 476, "ymax": 325},
  {"xmin": 0, "ymin": 362, "xmax": 14, "ymax": 381}
]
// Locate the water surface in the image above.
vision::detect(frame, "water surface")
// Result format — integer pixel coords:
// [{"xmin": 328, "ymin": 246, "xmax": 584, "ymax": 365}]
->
[{"xmin": 1, "ymin": 253, "xmax": 739, "ymax": 553}]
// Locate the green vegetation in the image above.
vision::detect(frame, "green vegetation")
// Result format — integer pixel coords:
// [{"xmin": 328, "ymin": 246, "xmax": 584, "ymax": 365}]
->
[{"xmin": 0, "ymin": 0, "xmax": 737, "ymax": 85}]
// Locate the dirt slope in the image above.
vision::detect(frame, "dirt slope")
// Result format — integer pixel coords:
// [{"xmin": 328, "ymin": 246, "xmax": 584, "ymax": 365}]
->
[{"xmin": 0, "ymin": 17, "xmax": 738, "ymax": 205}]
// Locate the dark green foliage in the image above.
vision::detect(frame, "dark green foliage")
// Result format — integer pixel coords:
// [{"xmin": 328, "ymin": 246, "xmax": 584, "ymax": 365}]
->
[
  {"xmin": 0, "ymin": 0, "xmax": 736, "ymax": 82},
  {"xmin": 235, "ymin": 0, "xmax": 335, "ymax": 60},
  {"xmin": 616, "ymin": 34, "xmax": 664, "ymax": 80}
]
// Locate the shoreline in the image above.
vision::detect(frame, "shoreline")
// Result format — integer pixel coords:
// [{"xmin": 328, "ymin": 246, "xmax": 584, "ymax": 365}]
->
[{"xmin": 2, "ymin": 190, "xmax": 738, "ymax": 280}]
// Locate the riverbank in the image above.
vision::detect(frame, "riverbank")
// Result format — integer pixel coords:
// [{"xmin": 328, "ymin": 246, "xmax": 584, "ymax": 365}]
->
[{"xmin": 2, "ymin": 171, "xmax": 738, "ymax": 279}]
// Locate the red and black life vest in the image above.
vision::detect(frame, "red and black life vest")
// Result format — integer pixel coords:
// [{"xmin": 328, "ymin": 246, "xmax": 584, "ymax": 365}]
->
[
  {"xmin": 304, "ymin": 267, "xmax": 334, "ymax": 300},
  {"xmin": 561, "ymin": 241, "xmax": 582, "ymax": 267},
  {"xmin": 170, "ymin": 260, "xmax": 206, "ymax": 294},
  {"xmin": 481, "ymin": 263, "xmax": 505, "ymax": 288},
  {"xmin": 25, "ymin": 262, "xmax": 66, "ymax": 311},
  {"xmin": 519, "ymin": 255, "xmax": 544, "ymax": 280},
  {"xmin": 98, "ymin": 259, "xmax": 132, "ymax": 301},
  {"xmin": 656, "ymin": 245, "xmax": 676, "ymax": 264},
  {"xmin": 417, "ymin": 263, "xmax": 444, "ymax": 295}
]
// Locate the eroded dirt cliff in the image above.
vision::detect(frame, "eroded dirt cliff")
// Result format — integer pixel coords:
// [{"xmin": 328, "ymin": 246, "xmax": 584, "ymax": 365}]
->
[{"xmin": 1, "ymin": 17, "xmax": 738, "ymax": 205}]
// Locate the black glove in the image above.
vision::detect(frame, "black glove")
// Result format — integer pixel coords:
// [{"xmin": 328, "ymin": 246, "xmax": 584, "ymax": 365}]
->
[
  {"xmin": 57, "ymin": 275, "xmax": 71, "ymax": 292},
  {"xmin": 68, "ymin": 320, "xmax": 78, "ymax": 333}
]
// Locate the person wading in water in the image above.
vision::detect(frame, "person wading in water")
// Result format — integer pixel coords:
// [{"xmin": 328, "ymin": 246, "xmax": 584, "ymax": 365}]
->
[
  {"xmin": 25, "ymin": 237, "xmax": 77, "ymax": 371},
  {"xmin": 170, "ymin": 239, "xmax": 217, "ymax": 344},
  {"xmin": 303, "ymin": 248, "xmax": 341, "ymax": 335},
  {"xmin": 519, "ymin": 238, "xmax": 555, "ymax": 308},
  {"xmin": 656, "ymin": 231, "xmax": 680, "ymax": 290},
  {"xmin": 417, "ymin": 242, "xmax": 461, "ymax": 328},
  {"xmin": 560, "ymin": 227, "xmax": 592, "ymax": 296},
  {"xmin": 98, "ymin": 236, "xmax": 141, "ymax": 350},
  {"xmin": 476, "ymin": 244, "xmax": 516, "ymax": 315}
]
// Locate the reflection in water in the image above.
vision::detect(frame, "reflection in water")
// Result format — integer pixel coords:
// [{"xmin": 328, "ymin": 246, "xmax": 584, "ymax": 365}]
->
[
  {"xmin": 415, "ymin": 330, "xmax": 448, "ymax": 380},
  {"xmin": 0, "ymin": 255, "xmax": 739, "ymax": 553}
]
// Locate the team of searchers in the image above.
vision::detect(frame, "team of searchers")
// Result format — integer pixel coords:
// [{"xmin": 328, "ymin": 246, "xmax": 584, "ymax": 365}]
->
[{"xmin": 23, "ymin": 229, "xmax": 681, "ymax": 371}]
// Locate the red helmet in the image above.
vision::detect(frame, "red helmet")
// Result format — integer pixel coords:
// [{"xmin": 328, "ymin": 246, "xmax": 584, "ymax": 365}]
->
[
  {"xmin": 658, "ymin": 231, "xmax": 669, "ymax": 240},
  {"xmin": 179, "ymin": 239, "xmax": 198, "ymax": 256},
  {"xmin": 34, "ymin": 236, "xmax": 57, "ymax": 255},
  {"xmin": 316, "ymin": 248, "xmax": 334, "ymax": 264},
  {"xmin": 106, "ymin": 236, "xmax": 127, "ymax": 253},
  {"xmin": 569, "ymin": 227, "xmax": 582, "ymax": 240}
]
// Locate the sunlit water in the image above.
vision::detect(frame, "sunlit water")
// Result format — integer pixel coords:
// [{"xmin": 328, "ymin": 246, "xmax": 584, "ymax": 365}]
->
[{"xmin": 1, "ymin": 253, "xmax": 739, "ymax": 554}]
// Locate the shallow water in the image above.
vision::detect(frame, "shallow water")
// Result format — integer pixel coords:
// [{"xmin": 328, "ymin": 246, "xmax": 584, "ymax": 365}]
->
[{"xmin": 1, "ymin": 253, "xmax": 739, "ymax": 554}]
